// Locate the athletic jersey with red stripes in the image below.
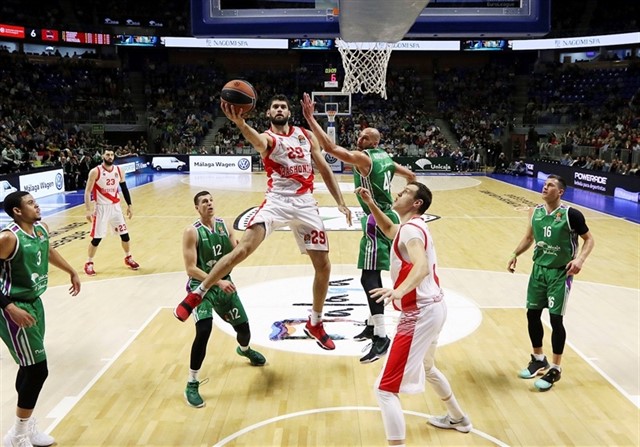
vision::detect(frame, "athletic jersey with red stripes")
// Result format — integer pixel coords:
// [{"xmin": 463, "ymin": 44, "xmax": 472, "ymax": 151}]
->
[
  {"xmin": 263, "ymin": 126, "xmax": 315, "ymax": 196},
  {"xmin": 390, "ymin": 217, "xmax": 443, "ymax": 311},
  {"xmin": 92, "ymin": 165, "xmax": 123, "ymax": 205}
]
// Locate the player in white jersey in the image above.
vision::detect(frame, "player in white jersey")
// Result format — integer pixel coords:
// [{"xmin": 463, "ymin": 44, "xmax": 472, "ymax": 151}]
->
[
  {"xmin": 356, "ymin": 182, "xmax": 472, "ymax": 446},
  {"xmin": 83, "ymin": 149, "xmax": 139, "ymax": 275},
  {"xmin": 175, "ymin": 94, "xmax": 351, "ymax": 351}
]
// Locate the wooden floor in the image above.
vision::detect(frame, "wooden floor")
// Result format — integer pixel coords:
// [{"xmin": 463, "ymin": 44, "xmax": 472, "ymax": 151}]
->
[{"xmin": 1, "ymin": 173, "xmax": 638, "ymax": 446}]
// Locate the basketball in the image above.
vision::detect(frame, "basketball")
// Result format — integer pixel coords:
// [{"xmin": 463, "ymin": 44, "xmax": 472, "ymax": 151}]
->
[{"xmin": 220, "ymin": 79, "xmax": 257, "ymax": 114}]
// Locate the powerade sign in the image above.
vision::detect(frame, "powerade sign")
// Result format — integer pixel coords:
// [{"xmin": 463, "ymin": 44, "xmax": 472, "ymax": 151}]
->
[
  {"xmin": 529, "ymin": 160, "xmax": 639, "ymax": 200},
  {"xmin": 189, "ymin": 155, "xmax": 252, "ymax": 173},
  {"xmin": 573, "ymin": 171, "xmax": 607, "ymax": 192},
  {"xmin": 19, "ymin": 169, "xmax": 65, "ymax": 199}
]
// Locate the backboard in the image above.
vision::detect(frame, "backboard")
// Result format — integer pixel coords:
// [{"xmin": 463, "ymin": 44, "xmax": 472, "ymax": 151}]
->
[
  {"xmin": 311, "ymin": 92, "xmax": 351, "ymax": 116},
  {"xmin": 192, "ymin": 0, "xmax": 550, "ymax": 39}
]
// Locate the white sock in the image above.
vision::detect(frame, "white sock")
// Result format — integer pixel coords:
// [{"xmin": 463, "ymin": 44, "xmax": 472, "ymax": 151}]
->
[
  {"xmin": 310, "ymin": 311, "xmax": 322, "ymax": 326},
  {"xmin": 14, "ymin": 417, "xmax": 29, "ymax": 436},
  {"xmin": 533, "ymin": 353, "xmax": 546, "ymax": 361},
  {"xmin": 551, "ymin": 364, "xmax": 562, "ymax": 371},
  {"xmin": 372, "ymin": 314, "xmax": 386, "ymax": 337},
  {"xmin": 87, "ymin": 257, "xmax": 93, "ymax": 263},
  {"xmin": 188, "ymin": 369, "xmax": 199, "ymax": 382},
  {"xmin": 443, "ymin": 394, "xmax": 465, "ymax": 421},
  {"xmin": 238, "ymin": 345, "xmax": 248, "ymax": 352},
  {"xmin": 195, "ymin": 284, "xmax": 208, "ymax": 296}
]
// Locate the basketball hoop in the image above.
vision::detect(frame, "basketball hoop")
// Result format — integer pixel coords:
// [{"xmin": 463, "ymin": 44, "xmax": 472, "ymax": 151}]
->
[
  {"xmin": 336, "ymin": 38, "xmax": 394, "ymax": 99},
  {"xmin": 326, "ymin": 110, "xmax": 338, "ymax": 123}
]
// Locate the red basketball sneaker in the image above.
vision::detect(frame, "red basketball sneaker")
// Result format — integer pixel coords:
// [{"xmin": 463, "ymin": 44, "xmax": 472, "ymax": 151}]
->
[
  {"xmin": 303, "ymin": 317, "xmax": 335, "ymax": 350},
  {"xmin": 174, "ymin": 293, "xmax": 203, "ymax": 322},
  {"xmin": 124, "ymin": 255, "xmax": 140, "ymax": 270},
  {"xmin": 84, "ymin": 262, "xmax": 96, "ymax": 276}
]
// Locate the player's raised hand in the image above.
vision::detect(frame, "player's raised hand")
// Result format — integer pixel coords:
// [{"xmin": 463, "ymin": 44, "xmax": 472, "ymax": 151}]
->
[
  {"xmin": 301, "ymin": 93, "xmax": 316, "ymax": 121},
  {"xmin": 355, "ymin": 187, "xmax": 373, "ymax": 205}
]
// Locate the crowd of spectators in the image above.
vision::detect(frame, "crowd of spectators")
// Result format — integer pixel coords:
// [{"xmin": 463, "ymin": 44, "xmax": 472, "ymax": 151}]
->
[
  {"xmin": 434, "ymin": 61, "xmax": 516, "ymax": 167},
  {"xmin": 1, "ymin": 38, "xmax": 638, "ymax": 184},
  {"xmin": 525, "ymin": 62, "xmax": 640, "ymax": 125},
  {"xmin": 144, "ymin": 61, "xmax": 224, "ymax": 154},
  {"xmin": 1, "ymin": 51, "xmax": 136, "ymax": 125}
]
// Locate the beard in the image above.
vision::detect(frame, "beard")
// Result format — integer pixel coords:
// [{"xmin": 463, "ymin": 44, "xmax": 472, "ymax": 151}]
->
[
  {"xmin": 269, "ymin": 115, "xmax": 289, "ymax": 126},
  {"xmin": 103, "ymin": 158, "xmax": 114, "ymax": 166}
]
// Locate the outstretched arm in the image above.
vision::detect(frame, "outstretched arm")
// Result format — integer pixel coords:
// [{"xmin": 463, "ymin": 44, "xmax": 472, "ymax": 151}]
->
[
  {"xmin": 309, "ymin": 132, "xmax": 352, "ymax": 226},
  {"xmin": 394, "ymin": 162, "xmax": 416, "ymax": 183},
  {"xmin": 355, "ymin": 187, "xmax": 398, "ymax": 240},
  {"xmin": 301, "ymin": 93, "xmax": 371, "ymax": 173},
  {"xmin": 221, "ymin": 102, "xmax": 270, "ymax": 157}
]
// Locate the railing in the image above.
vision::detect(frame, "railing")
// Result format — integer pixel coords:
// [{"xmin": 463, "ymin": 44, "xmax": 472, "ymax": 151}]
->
[{"xmin": 538, "ymin": 143, "xmax": 640, "ymax": 165}]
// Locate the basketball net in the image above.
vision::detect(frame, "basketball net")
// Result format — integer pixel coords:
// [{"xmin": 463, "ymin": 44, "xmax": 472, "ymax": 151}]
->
[{"xmin": 336, "ymin": 39, "xmax": 394, "ymax": 99}]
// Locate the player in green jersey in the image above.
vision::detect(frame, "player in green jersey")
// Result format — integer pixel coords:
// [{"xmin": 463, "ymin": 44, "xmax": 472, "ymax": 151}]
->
[
  {"xmin": 301, "ymin": 93, "xmax": 416, "ymax": 363},
  {"xmin": 0, "ymin": 191, "xmax": 81, "ymax": 447},
  {"xmin": 180, "ymin": 191, "xmax": 265, "ymax": 408},
  {"xmin": 508, "ymin": 175, "xmax": 595, "ymax": 391}
]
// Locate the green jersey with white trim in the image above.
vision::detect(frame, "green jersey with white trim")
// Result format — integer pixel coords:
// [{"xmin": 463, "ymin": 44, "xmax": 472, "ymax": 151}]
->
[
  {"xmin": 0, "ymin": 222, "xmax": 49, "ymax": 301},
  {"xmin": 353, "ymin": 148, "xmax": 396, "ymax": 214},
  {"xmin": 531, "ymin": 205, "xmax": 577, "ymax": 268},
  {"xmin": 191, "ymin": 218, "xmax": 233, "ymax": 283}
]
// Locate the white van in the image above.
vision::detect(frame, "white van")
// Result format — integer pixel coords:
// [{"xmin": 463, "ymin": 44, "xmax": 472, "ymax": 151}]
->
[
  {"xmin": 0, "ymin": 180, "xmax": 18, "ymax": 202},
  {"xmin": 151, "ymin": 156, "xmax": 186, "ymax": 171}
]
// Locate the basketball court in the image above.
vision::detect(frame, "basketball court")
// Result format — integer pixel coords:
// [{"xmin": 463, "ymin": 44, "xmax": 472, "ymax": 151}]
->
[
  {"xmin": 1, "ymin": 0, "xmax": 638, "ymax": 446},
  {"xmin": 0, "ymin": 170, "xmax": 638, "ymax": 446}
]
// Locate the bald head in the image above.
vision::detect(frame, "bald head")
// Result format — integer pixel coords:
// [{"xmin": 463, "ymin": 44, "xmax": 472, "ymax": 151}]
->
[{"xmin": 357, "ymin": 127, "xmax": 381, "ymax": 150}]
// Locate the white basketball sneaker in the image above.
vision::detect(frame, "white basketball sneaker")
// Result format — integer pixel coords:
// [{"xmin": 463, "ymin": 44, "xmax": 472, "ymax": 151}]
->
[
  {"xmin": 3, "ymin": 431, "xmax": 32, "ymax": 447},
  {"xmin": 28, "ymin": 419, "xmax": 54, "ymax": 447}
]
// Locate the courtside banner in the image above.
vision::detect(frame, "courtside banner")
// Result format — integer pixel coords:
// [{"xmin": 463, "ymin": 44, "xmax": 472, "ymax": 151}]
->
[
  {"xmin": 189, "ymin": 155, "xmax": 252, "ymax": 174},
  {"xmin": 19, "ymin": 169, "xmax": 65, "ymax": 199}
]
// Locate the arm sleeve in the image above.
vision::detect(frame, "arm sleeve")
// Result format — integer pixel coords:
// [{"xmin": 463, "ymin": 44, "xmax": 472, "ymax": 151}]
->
[
  {"xmin": 120, "ymin": 182, "xmax": 132, "ymax": 206},
  {"xmin": 568, "ymin": 207, "xmax": 589, "ymax": 235},
  {"xmin": 0, "ymin": 291, "xmax": 11, "ymax": 309}
]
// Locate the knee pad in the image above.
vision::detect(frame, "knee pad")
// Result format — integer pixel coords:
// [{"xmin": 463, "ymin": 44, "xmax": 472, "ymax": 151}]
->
[
  {"xmin": 120, "ymin": 233, "xmax": 130, "ymax": 242},
  {"xmin": 16, "ymin": 361, "xmax": 48, "ymax": 409},
  {"xmin": 90, "ymin": 238, "xmax": 102, "ymax": 247}
]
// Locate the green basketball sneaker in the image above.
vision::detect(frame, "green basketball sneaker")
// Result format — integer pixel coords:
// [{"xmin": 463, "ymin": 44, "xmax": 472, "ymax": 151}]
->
[
  {"xmin": 184, "ymin": 380, "xmax": 206, "ymax": 408},
  {"xmin": 236, "ymin": 346, "xmax": 266, "ymax": 366}
]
